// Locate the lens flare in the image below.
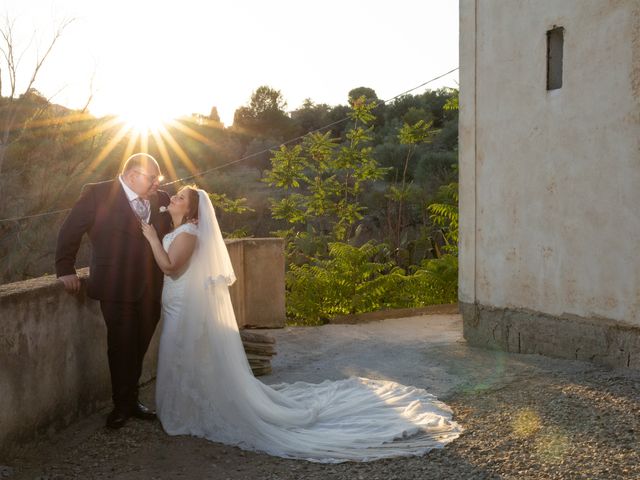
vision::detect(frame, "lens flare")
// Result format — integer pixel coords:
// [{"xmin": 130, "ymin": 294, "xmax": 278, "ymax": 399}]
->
[
  {"xmin": 512, "ymin": 408, "xmax": 542, "ymax": 437},
  {"xmin": 118, "ymin": 109, "xmax": 168, "ymax": 134}
]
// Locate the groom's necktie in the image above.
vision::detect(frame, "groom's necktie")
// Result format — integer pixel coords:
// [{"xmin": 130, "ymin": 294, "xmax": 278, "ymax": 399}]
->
[{"xmin": 132, "ymin": 197, "xmax": 150, "ymax": 222}]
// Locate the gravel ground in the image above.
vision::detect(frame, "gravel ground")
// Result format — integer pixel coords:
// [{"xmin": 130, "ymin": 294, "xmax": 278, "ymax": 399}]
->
[{"xmin": 2, "ymin": 315, "xmax": 639, "ymax": 480}]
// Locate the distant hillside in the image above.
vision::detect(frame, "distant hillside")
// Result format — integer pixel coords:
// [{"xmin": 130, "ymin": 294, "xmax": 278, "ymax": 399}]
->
[{"xmin": 0, "ymin": 86, "xmax": 458, "ymax": 284}]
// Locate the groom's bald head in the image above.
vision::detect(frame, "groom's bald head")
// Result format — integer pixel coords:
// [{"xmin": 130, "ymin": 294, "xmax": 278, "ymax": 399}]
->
[
  {"xmin": 122, "ymin": 153, "xmax": 160, "ymax": 175},
  {"xmin": 121, "ymin": 153, "xmax": 163, "ymax": 199}
]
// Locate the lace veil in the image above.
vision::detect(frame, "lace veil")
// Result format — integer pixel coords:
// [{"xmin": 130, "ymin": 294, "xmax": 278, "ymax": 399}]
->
[{"xmin": 193, "ymin": 189, "xmax": 236, "ymax": 287}]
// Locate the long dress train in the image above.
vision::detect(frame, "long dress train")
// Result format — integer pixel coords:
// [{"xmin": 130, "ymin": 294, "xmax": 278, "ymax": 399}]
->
[{"xmin": 155, "ymin": 192, "xmax": 462, "ymax": 463}]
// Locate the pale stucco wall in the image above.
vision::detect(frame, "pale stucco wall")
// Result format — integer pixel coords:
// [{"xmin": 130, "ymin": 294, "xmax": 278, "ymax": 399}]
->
[{"xmin": 460, "ymin": 0, "xmax": 640, "ymax": 326}]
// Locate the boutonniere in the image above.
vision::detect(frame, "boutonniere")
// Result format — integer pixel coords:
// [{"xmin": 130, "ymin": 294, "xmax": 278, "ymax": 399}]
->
[{"xmin": 159, "ymin": 206, "xmax": 168, "ymax": 213}]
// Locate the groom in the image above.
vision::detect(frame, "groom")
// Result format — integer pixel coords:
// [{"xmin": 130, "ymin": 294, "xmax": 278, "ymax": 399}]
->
[{"xmin": 56, "ymin": 153, "xmax": 171, "ymax": 429}]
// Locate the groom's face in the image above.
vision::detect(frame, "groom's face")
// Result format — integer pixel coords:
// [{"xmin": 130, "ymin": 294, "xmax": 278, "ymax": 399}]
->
[{"xmin": 130, "ymin": 164, "xmax": 162, "ymax": 199}]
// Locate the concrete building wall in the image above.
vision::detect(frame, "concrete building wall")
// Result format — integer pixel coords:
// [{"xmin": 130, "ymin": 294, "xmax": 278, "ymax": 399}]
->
[
  {"xmin": 459, "ymin": 0, "xmax": 640, "ymax": 366},
  {"xmin": 0, "ymin": 238, "xmax": 285, "ymax": 450}
]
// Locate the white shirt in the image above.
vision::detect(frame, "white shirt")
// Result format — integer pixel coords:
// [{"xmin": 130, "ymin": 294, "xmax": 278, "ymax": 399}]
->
[{"xmin": 119, "ymin": 175, "xmax": 150, "ymax": 223}]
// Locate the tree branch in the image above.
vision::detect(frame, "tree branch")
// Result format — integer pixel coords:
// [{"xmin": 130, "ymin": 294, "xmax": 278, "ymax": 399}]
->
[{"xmin": 24, "ymin": 17, "xmax": 75, "ymax": 95}]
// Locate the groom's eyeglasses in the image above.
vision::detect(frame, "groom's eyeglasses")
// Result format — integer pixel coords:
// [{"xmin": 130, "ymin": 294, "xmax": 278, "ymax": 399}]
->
[{"xmin": 135, "ymin": 170, "xmax": 164, "ymax": 183}]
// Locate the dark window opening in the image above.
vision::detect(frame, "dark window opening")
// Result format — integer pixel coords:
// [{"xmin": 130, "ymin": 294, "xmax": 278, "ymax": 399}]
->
[{"xmin": 547, "ymin": 27, "xmax": 564, "ymax": 90}]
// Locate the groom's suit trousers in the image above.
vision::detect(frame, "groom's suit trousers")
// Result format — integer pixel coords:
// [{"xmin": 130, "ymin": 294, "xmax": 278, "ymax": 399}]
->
[{"xmin": 99, "ymin": 285, "xmax": 161, "ymax": 411}]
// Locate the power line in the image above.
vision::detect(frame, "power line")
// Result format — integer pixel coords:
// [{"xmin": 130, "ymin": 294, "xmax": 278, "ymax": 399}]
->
[
  {"xmin": 168, "ymin": 68, "xmax": 460, "ymax": 186},
  {"xmin": 382, "ymin": 67, "xmax": 458, "ymax": 104},
  {"xmin": 0, "ymin": 208, "xmax": 72, "ymax": 223},
  {"xmin": 0, "ymin": 67, "xmax": 459, "ymax": 223},
  {"xmin": 162, "ymin": 116, "xmax": 352, "ymax": 186}
]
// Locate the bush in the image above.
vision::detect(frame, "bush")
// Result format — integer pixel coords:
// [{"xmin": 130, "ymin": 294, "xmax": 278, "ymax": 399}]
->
[{"xmin": 286, "ymin": 241, "xmax": 458, "ymax": 325}]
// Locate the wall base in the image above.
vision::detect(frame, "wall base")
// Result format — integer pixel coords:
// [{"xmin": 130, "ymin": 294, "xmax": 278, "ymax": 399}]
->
[{"xmin": 461, "ymin": 302, "xmax": 640, "ymax": 369}]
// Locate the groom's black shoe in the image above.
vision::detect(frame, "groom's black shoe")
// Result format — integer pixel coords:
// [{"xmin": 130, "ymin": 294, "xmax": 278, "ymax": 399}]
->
[
  {"xmin": 106, "ymin": 409, "xmax": 130, "ymax": 429},
  {"xmin": 132, "ymin": 401, "xmax": 156, "ymax": 420}
]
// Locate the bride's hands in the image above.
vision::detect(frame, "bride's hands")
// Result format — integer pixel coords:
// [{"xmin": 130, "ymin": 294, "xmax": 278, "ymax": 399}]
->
[{"xmin": 140, "ymin": 221, "xmax": 158, "ymax": 243}]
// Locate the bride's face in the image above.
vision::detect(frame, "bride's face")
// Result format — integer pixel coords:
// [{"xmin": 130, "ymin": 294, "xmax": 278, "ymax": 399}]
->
[{"xmin": 168, "ymin": 188, "xmax": 191, "ymax": 217}]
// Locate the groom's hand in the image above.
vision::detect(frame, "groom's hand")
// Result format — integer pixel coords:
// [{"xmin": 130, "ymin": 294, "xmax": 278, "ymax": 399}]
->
[{"xmin": 58, "ymin": 274, "xmax": 81, "ymax": 294}]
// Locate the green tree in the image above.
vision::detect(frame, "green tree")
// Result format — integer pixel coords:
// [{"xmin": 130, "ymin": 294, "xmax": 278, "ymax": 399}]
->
[
  {"xmin": 264, "ymin": 97, "xmax": 386, "ymax": 259},
  {"xmin": 428, "ymin": 181, "xmax": 459, "ymax": 256},
  {"xmin": 232, "ymin": 85, "xmax": 293, "ymax": 139},
  {"xmin": 266, "ymin": 97, "xmax": 460, "ymax": 324},
  {"xmin": 208, "ymin": 106, "xmax": 221, "ymax": 123},
  {"xmin": 290, "ymin": 99, "xmax": 332, "ymax": 135},
  {"xmin": 348, "ymin": 87, "xmax": 378, "ymax": 104},
  {"xmin": 386, "ymin": 120, "xmax": 434, "ymax": 253}
]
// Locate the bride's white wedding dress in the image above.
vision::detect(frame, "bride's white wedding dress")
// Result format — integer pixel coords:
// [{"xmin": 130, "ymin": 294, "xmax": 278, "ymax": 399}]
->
[{"xmin": 155, "ymin": 191, "xmax": 462, "ymax": 463}]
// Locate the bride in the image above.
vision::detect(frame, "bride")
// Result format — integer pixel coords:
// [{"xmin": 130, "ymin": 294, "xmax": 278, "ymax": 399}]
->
[{"xmin": 141, "ymin": 186, "xmax": 461, "ymax": 463}]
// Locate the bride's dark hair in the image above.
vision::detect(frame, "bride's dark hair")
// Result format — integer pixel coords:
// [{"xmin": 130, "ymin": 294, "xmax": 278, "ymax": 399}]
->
[{"xmin": 181, "ymin": 185, "xmax": 200, "ymax": 225}]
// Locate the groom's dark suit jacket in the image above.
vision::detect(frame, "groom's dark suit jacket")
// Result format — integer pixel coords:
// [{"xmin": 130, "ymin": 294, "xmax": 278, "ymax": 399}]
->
[{"xmin": 56, "ymin": 179, "xmax": 171, "ymax": 302}]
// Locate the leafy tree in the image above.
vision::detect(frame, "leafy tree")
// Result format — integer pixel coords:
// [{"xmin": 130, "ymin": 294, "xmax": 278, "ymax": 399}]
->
[
  {"xmin": 402, "ymin": 107, "xmax": 433, "ymax": 126},
  {"xmin": 266, "ymin": 97, "xmax": 459, "ymax": 324},
  {"xmin": 290, "ymin": 99, "xmax": 332, "ymax": 135},
  {"xmin": 443, "ymin": 89, "xmax": 459, "ymax": 111},
  {"xmin": 348, "ymin": 87, "xmax": 378, "ymax": 103},
  {"xmin": 385, "ymin": 120, "xmax": 434, "ymax": 252},
  {"xmin": 428, "ymin": 180, "xmax": 459, "ymax": 256},
  {"xmin": 0, "ymin": 80, "xmax": 460, "ymax": 293},
  {"xmin": 208, "ymin": 191, "xmax": 253, "ymax": 214},
  {"xmin": 325, "ymin": 103, "xmax": 351, "ymax": 138},
  {"xmin": 264, "ymin": 97, "xmax": 386, "ymax": 260},
  {"xmin": 208, "ymin": 106, "xmax": 221, "ymax": 123},
  {"xmin": 348, "ymin": 87, "xmax": 385, "ymax": 128},
  {"xmin": 208, "ymin": 192, "xmax": 254, "ymax": 238},
  {"xmin": 232, "ymin": 85, "xmax": 293, "ymax": 139},
  {"xmin": 427, "ymin": 87, "xmax": 459, "ymax": 257}
]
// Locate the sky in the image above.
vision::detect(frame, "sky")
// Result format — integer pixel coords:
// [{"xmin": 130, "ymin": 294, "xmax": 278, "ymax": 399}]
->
[{"xmin": 2, "ymin": 0, "xmax": 459, "ymax": 127}]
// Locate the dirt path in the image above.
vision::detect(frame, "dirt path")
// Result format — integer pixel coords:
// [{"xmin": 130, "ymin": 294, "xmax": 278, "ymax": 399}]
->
[{"xmin": 3, "ymin": 315, "xmax": 639, "ymax": 479}]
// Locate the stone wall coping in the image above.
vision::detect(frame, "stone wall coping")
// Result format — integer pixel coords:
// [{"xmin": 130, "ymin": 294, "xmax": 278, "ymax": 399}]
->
[
  {"xmin": 0, "ymin": 238, "xmax": 283, "ymax": 300},
  {"xmin": 0, "ymin": 268, "xmax": 89, "ymax": 299},
  {"xmin": 329, "ymin": 304, "xmax": 460, "ymax": 324}
]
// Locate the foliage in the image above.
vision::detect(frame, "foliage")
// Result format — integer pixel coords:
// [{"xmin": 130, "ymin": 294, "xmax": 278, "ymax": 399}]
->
[
  {"xmin": 290, "ymin": 99, "xmax": 332, "ymax": 136},
  {"xmin": 232, "ymin": 85, "xmax": 293, "ymax": 139},
  {"xmin": 348, "ymin": 87, "xmax": 378, "ymax": 103},
  {"xmin": 409, "ymin": 254, "xmax": 458, "ymax": 305},
  {"xmin": 206, "ymin": 191, "xmax": 255, "ymax": 238},
  {"xmin": 443, "ymin": 89, "xmax": 459, "ymax": 111},
  {"xmin": 286, "ymin": 241, "xmax": 457, "ymax": 325},
  {"xmin": 385, "ymin": 119, "xmax": 435, "ymax": 253},
  {"xmin": 262, "ymin": 93, "xmax": 460, "ymax": 324},
  {"xmin": 208, "ymin": 192, "xmax": 253, "ymax": 214},
  {"xmin": 427, "ymin": 180, "xmax": 459, "ymax": 255},
  {"xmin": 286, "ymin": 242, "xmax": 399, "ymax": 323},
  {"xmin": 264, "ymin": 97, "xmax": 387, "ymax": 251},
  {"xmin": 0, "ymin": 84, "xmax": 459, "ymax": 291}
]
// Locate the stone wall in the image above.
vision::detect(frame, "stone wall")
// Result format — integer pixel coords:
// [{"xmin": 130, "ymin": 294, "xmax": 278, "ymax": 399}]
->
[
  {"xmin": 0, "ymin": 238, "xmax": 285, "ymax": 451},
  {"xmin": 461, "ymin": 302, "xmax": 640, "ymax": 369},
  {"xmin": 226, "ymin": 238, "xmax": 286, "ymax": 329}
]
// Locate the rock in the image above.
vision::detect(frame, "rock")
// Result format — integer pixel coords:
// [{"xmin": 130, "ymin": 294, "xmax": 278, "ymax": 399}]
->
[
  {"xmin": 240, "ymin": 329, "xmax": 277, "ymax": 376},
  {"xmin": 0, "ymin": 466, "xmax": 13, "ymax": 478}
]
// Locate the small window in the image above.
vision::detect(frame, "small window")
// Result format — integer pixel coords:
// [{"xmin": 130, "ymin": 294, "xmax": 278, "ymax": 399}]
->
[{"xmin": 547, "ymin": 27, "xmax": 564, "ymax": 90}]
